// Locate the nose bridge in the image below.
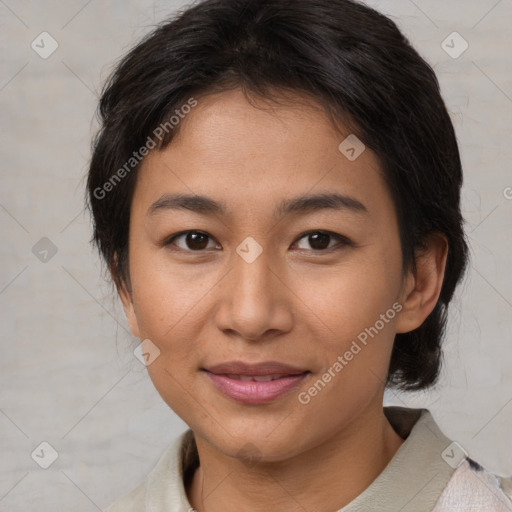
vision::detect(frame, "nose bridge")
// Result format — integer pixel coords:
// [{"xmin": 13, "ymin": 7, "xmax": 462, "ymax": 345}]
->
[
  {"xmin": 215, "ymin": 235, "xmax": 293, "ymax": 339},
  {"xmin": 232, "ymin": 237, "xmax": 275, "ymax": 311}
]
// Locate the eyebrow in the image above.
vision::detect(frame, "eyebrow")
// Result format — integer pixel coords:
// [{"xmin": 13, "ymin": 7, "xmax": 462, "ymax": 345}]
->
[{"xmin": 147, "ymin": 192, "xmax": 368, "ymax": 218}]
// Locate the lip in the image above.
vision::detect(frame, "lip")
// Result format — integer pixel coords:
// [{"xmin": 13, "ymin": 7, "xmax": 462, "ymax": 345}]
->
[
  {"xmin": 204, "ymin": 360, "xmax": 308, "ymax": 376},
  {"xmin": 202, "ymin": 361, "xmax": 310, "ymax": 405}
]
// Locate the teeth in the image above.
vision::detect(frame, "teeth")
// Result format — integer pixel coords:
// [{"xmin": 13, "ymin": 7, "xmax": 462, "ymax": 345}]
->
[
  {"xmin": 253, "ymin": 375, "xmax": 275, "ymax": 382},
  {"xmin": 225, "ymin": 374, "xmax": 288, "ymax": 381}
]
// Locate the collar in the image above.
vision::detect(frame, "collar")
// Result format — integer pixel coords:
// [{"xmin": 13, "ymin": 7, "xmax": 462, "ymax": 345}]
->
[{"xmin": 144, "ymin": 406, "xmax": 457, "ymax": 511}]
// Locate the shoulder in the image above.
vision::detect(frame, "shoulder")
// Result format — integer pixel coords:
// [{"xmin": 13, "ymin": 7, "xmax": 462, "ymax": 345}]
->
[
  {"xmin": 433, "ymin": 458, "xmax": 512, "ymax": 511},
  {"xmin": 104, "ymin": 480, "xmax": 146, "ymax": 512},
  {"xmin": 380, "ymin": 407, "xmax": 512, "ymax": 512}
]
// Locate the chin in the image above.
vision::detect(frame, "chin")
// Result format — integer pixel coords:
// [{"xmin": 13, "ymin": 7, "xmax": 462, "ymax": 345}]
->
[{"xmin": 192, "ymin": 414, "xmax": 316, "ymax": 464}]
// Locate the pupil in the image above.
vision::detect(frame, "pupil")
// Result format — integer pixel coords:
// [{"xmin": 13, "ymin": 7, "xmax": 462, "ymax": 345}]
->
[
  {"xmin": 310, "ymin": 232, "xmax": 330, "ymax": 250},
  {"xmin": 187, "ymin": 232, "xmax": 208, "ymax": 250}
]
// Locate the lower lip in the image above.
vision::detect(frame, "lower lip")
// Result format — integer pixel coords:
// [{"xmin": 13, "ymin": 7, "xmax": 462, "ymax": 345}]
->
[{"xmin": 204, "ymin": 371, "xmax": 309, "ymax": 404}]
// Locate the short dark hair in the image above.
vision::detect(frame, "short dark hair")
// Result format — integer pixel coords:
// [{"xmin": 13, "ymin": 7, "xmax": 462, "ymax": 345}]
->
[{"xmin": 86, "ymin": 0, "xmax": 469, "ymax": 391}]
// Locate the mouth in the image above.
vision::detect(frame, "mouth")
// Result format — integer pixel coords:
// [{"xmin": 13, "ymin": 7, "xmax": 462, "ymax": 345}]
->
[
  {"xmin": 202, "ymin": 361, "xmax": 310, "ymax": 404},
  {"xmin": 220, "ymin": 373, "xmax": 302, "ymax": 381}
]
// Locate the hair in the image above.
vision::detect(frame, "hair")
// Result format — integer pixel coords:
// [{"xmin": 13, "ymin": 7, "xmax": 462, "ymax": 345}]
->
[{"xmin": 86, "ymin": 0, "xmax": 469, "ymax": 391}]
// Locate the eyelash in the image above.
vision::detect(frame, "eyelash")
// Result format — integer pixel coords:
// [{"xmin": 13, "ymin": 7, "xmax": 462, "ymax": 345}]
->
[{"xmin": 162, "ymin": 230, "xmax": 354, "ymax": 254}]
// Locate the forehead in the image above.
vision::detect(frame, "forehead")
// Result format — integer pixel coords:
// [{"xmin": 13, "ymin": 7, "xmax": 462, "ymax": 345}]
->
[{"xmin": 133, "ymin": 88, "xmax": 392, "ymax": 222}]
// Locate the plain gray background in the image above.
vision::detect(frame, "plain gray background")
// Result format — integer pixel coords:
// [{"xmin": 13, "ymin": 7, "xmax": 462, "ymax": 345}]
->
[{"xmin": 1, "ymin": 0, "xmax": 511, "ymax": 510}]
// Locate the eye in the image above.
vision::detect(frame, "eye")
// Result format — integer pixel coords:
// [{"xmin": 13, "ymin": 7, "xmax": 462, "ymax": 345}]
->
[
  {"xmin": 163, "ymin": 229, "xmax": 353, "ymax": 253},
  {"xmin": 164, "ymin": 230, "xmax": 219, "ymax": 251},
  {"xmin": 292, "ymin": 230, "xmax": 353, "ymax": 252}
]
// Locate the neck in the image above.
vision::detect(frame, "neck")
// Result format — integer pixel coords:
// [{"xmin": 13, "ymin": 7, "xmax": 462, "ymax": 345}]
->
[{"xmin": 187, "ymin": 405, "xmax": 404, "ymax": 512}]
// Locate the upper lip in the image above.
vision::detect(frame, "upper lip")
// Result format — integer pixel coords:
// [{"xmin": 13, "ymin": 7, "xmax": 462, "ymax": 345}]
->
[{"xmin": 203, "ymin": 361, "xmax": 309, "ymax": 376}]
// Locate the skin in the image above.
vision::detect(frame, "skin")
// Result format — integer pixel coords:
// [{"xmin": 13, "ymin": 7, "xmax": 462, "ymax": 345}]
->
[{"xmin": 118, "ymin": 88, "xmax": 448, "ymax": 511}]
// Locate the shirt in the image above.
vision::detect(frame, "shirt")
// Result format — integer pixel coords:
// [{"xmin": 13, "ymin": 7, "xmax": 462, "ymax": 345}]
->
[{"xmin": 105, "ymin": 406, "xmax": 512, "ymax": 511}]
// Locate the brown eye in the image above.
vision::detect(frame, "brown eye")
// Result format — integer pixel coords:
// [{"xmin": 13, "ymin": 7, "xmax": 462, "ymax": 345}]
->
[
  {"xmin": 165, "ymin": 231, "xmax": 218, "ymax": 251},
  {"xmin": 294, "ymin": 231, "xmax": 352, "ymax": 251},
  {"xmin": 307, "ymin": 232, "xmax": 331, "ymax": 250}
]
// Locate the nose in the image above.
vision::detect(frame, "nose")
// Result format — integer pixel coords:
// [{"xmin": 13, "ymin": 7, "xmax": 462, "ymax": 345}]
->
[{"xmin": 214, "ymin": 244, "xmax": 294, "ymax": 341}]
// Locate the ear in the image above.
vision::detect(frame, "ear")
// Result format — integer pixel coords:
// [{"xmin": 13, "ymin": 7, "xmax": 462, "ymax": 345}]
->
[
  {"xmin": 111, "ymin": 256, "xmax": 141, "ymax": 339},
  {"xmin": 395, "ymin": 233, "xmax": 448, "ymax": 334}
]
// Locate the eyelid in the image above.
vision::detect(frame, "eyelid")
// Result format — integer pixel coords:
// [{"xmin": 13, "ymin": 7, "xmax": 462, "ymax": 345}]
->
[
  {"xmin": 162, "ymin": 229, "xmax": 354, "ymax": 252},
  {"xmin": 162, "ymin": 230, "xmax": 219, "ymax": 250},
  {"xmin": 292, "ymin": 230, "xmax": 354, "ymax": 251}
]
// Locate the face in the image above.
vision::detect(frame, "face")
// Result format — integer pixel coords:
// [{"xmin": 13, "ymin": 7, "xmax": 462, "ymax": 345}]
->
[{"xmin": 120, "ymin": 88, "xmax": 412, "ymax": 462}]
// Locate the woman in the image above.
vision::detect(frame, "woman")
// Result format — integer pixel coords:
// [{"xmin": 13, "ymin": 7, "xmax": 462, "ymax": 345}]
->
[{"xmin": 86, "ymin": 0, "xmax": 512, "ymax": 510}]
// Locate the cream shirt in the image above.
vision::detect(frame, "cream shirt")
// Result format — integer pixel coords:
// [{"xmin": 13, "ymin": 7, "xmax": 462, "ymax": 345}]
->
[{"xmin": 105, "ymin": 406, "xmax": 512, "ymax": 511}]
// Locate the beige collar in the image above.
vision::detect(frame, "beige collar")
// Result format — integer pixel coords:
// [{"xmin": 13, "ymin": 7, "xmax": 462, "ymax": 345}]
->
[{"xmin": 129, "ymin": 407, "xmax": 458, "ymax": 511}]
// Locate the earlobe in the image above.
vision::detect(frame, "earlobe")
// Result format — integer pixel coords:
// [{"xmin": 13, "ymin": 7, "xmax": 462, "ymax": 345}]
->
[{"xmin": 395, "ymin": 234, "xmax": 448, "ymax": 334}]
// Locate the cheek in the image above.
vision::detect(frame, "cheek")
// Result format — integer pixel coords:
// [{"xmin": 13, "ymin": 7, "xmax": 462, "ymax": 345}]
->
[
  {"xmin": 298, "ymin": 270, "xmax": 400, "ymax": 424},
  {"xmin": 302, "ymin": 246, "xmax": 402, "ymax": 384},
  {"xmin": 303, "ymin": 249, "xmax": 401, "ymax": 332},
  {"xmin": 128, "ymin": 253, "xmax": 207, "ymax": 413},
  {"xmin": 129, "ymin": 245, "xmax": 209, "ymax": 338}
]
